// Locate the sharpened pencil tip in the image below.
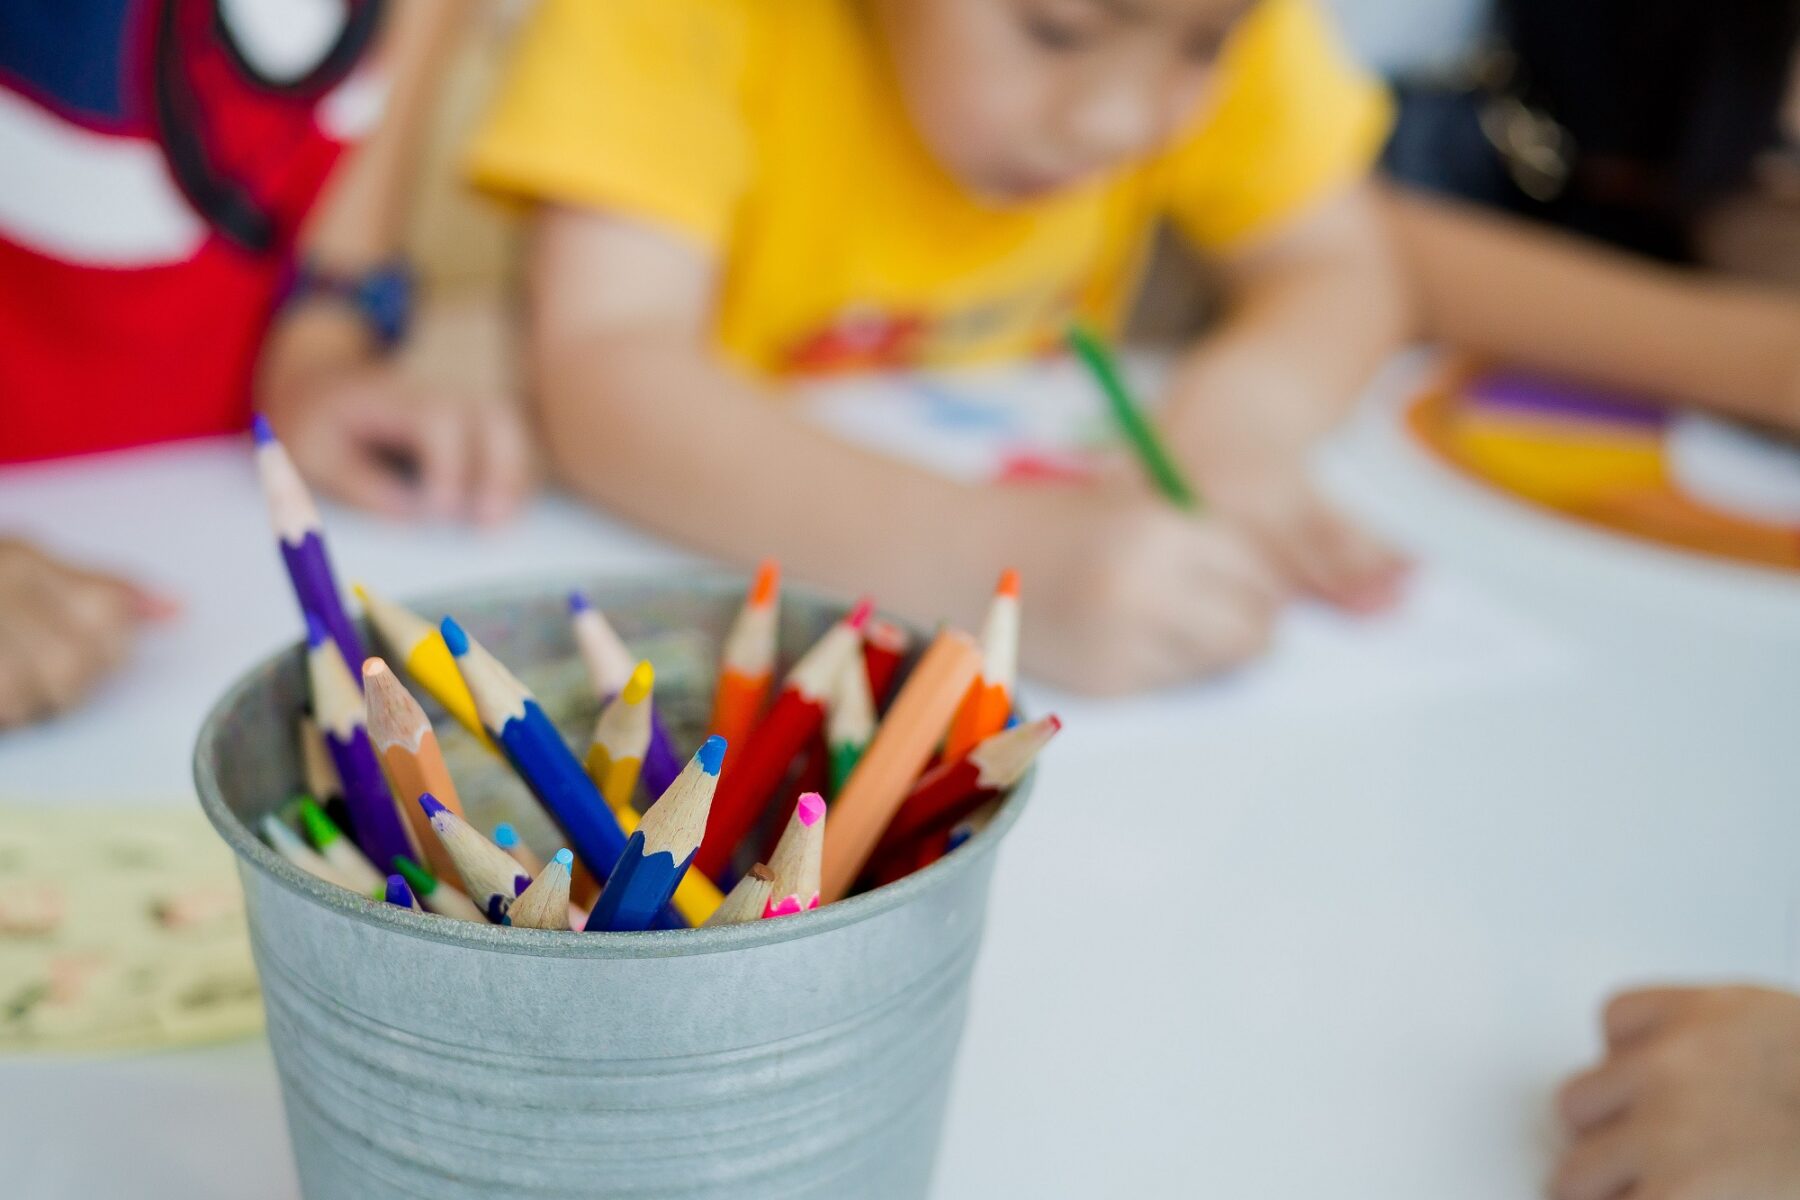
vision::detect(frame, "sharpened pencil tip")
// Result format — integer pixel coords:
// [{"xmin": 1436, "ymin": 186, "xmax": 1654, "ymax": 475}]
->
[
  {"xmin": 251, "ymin": 413, "xmax": 274, "ymax": 445},
  {"xmin": 749, "ymin": 862, "xmax": 774, "ymax": 882},
  {"xmin": 384, "ymin": 875, "xmax": 414, "ymax": 907},
  {"xmin": 997, "ymin": 568, "xmax": 1020, "ymax": 599},
  {"xmin": 492, "ymin": 822, "xmax": 519, "ymax": 849},
  {"xmin": 418, "ymin": 793, "xmax": 447, "ymax": 818},
  {"xmin": 303, "ymin": 611, "xmax": 329, "ymax": 649},
  {"xmin": 796, "ymin": 792, "xmax": 825, "ymax": 826},
  {"xmin": 846, "ymin": 597, "xmax": 874, "ymax": 632},
  {"xmin": 567, "ymin": 590, "xmax": 590, "ymax": 614},
  {"xmin": 696, "ymin": 735, "xmax": 726, "ymax": 776},
  {"xmin": 623, "ymin": 660, "xmax": 654, "ymax": 705},
  {"xmin": 751, "ymin": 560, "xmax": 780, "ymax": 606},
  {"xmin": 1045, "ymin": 714, "xmax": 1063, "ymax": 733},
  {"xmin": 439, "ymin": 617, "xmax": 469, "ymax": 656},
  {"xmin": 362, "ymin": 657, "xmax": 389, "ymax": 680},
  {"xmin": 553, "ymin": 848, "xmax": 573, "ymax": 868}
]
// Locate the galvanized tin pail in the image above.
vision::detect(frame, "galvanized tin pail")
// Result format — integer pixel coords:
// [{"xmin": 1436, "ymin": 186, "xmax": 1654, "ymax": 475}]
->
[{"xmin": 193, "ymin": 574, "xmax": 1028, "ymax": 1200}]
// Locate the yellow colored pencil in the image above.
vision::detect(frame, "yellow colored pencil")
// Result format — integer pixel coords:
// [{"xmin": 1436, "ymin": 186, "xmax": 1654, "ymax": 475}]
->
[
  {"xmin": 585, "ymin": 660, "xmax": 654, "ymax": 815},
  {"xmin": 355, "ymin": 583, "xmax": 494, "ymax": 753}
]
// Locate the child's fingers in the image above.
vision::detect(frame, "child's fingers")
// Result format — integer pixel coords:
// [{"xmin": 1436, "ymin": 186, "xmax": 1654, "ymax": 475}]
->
[
  {"xmin": 1549, "ymin": 1119, "xmax": 1645, "ymax": 1200},
  {"xmin": 410, "ymin": 406, "xmax": 475, "ymax": 521},
  {"xmin": 1558, "ymin": 1052, "xmax": 1648, "ymax": 1134},
  {"xmin": 1604, "ymin": 988, "xmax": 1696, "ymax": 1050},
  {"xmin": 470, "ymin": 401, "xmax": 533, "ymax": 525},
  {"xmin": 0, "ymin": 600, "xmax": 110, "ymax": 718},
  {"xmin": 1182, "ymin": 523, "xmax": 1286, "ymax": 611},
  {"xmin": 320, "ymin": 454, "xmax": 422, "ymax": 521}
]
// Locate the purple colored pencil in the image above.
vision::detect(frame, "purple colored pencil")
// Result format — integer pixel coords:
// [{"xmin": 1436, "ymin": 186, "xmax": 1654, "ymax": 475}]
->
[
  {"xmin": 1468, "ymin": 372, "xmax": 1667, "ymax": 430},
  {"xmin": 254, "ymin": 415, "xmax": 366, "ymax": 676},
  {"xmin": 305, "ymin": 614, "xmax": 416, "ymax": 873}
]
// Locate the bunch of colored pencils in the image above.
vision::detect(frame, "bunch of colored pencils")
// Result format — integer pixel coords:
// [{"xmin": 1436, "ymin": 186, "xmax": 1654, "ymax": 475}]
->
[{"xmin": 251, "ymin": 421, "xmax": 1059, "ymax": 931}]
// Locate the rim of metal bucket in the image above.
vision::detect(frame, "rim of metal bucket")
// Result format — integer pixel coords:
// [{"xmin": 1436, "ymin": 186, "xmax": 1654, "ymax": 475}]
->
[{"xmin": 193, "ymin": 569, "xmax": 1032, "ymax": 959}]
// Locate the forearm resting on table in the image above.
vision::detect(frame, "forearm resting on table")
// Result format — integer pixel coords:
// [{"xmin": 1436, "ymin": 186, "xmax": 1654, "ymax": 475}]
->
[
  {"xmin": 1162, "ymin": 186, "xmax": 1411, "ymax": 468},
  {"xmin": 535, "ymin": 328, "xmax": 1027, "ymax": 622},
  {"xmin": 1383, "ymin": 184, "xmax": 1800, "ymax": 429}
]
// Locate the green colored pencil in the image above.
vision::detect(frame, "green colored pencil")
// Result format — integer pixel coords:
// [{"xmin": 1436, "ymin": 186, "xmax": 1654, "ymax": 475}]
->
[{"xmin": 1065, "ymin": 321, "xmax": 1202, "ymax": 510}]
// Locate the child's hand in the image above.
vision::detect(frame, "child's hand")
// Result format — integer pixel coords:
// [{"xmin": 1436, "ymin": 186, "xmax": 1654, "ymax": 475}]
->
[
  {"xmin": 1008, "ymin": 492, "xmax": 1289, "ymax": 694},
  {"xmin": 1200, "ymin": 462, "xmax": 1409, "ymax": 614},
  {"xmin": 264, "ymin": 362, "xmax": 535, "ymax": 526},
  {"xmin": 0, "ymin": 539, "xmax": 174, "ymax": 728},
  {"xmin": 1553, "ymin": 986, "xmax": 1800, "ymax": 1200}
]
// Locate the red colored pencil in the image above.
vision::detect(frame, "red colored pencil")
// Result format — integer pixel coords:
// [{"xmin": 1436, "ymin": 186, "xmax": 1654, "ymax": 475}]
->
[
  {"xmin": 693, "ymin": 598, "xmax": 872, "ymax": 883},
  {"xmin": 868, "ymin": 714, "xmax": 1060, "ymax": 862},
  {"xmin": 861, "ymin": 617, "xmax": 911, "ymax": 711}
]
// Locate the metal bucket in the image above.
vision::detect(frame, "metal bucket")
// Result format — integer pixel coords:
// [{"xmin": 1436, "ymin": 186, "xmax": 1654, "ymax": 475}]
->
[{"xmin": 193, "ymin": 573, "xmax": 1028, "ymax": 1200}]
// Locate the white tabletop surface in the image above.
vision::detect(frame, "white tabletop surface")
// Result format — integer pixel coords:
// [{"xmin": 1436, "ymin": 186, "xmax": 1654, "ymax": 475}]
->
[{"xmin": 3, "ymin": 356, "xmax": 1798, "ymax": 1199}]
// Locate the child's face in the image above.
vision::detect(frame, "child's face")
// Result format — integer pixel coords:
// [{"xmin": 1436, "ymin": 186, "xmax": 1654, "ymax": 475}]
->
[{"xmin": 871, "ymin": 0, "xmax": 1251, "ymax": 202}]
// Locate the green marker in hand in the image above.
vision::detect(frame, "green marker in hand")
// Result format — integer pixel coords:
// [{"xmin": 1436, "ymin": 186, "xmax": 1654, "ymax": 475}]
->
[{"xmin": 1065, "ymin": 321, "xmax": 1203, "ymax": 511}]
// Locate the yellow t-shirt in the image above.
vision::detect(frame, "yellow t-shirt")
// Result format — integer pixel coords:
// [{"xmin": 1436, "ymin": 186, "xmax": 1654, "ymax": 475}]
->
[{"xmin": 469, "ymin": 0, "xmax": 1390, "ymax": 376}]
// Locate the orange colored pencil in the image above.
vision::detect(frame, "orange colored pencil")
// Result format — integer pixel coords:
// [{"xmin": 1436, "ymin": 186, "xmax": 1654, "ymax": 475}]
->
[
  {"xmin": 708, "ymin": 560, "xmax": 780, "ymax": 766},
  {"xmin": 942, "ymin": 569, "xmax": 1019, "ymax": 762},
  {"xmin": 820, "ymin": 627, "xmax": 981, "ymax": 903},
  {"xmin": 362, "ymin": 658, "xmax": 465, "ymax": 890}
]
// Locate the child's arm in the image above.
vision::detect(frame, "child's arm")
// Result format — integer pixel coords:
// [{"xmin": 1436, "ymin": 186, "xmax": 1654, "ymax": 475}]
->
[
  {"xmin": 1385, "ymin": 186, "xmax": 1800, "ymax": 431},
  {"xmin": 258, "ymin": 0, "xmax": 533, "ymax": 525},
  {"xmin": 1160, "ymin": 185, "xmax": 1413, "ymax": 611},
  {"xmin": 531, "ymin": 209, "xmax": 1289, "ymax": 694}
]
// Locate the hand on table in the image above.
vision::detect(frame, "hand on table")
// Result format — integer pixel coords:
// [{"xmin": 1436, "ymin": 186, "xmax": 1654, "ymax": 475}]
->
[
  {"xmin": 0, "ymin": 539, "xmax": 176, "ymax": 729},
  {"xmin": 263, "ymin": 362, "xmax": 536, "ymax": 526},
  {"xmin": 1553, "ymin": 985, "xmax": 1800, "ymax": 1200},
  {"xmin": 1198, "ymin": 460, "xmax": 1409, "ymax": 615},
  {"xmin": 1008, "ymin": 488, "xmax": 1290, "ymax": 695}
]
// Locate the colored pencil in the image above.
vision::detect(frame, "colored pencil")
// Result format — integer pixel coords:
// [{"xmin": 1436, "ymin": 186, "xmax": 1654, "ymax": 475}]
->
[
  {"xmin": 391, "ymin": 854, "xmax": 487, "ymax": 922},
  {"xmin": 585, "ymin": 660, "xmax": 654, "ymax": 815},
  {"xmin": 942, "ymin": 569, "xmax": 1020, "ymax": 762},
  {"xmin": 296, "ymin": 797, "xmax": 384, "ymax": 894},
  {"xmin": 695, "ymin": 598, "xmax": 873, "ymax": 883},
  {"xmin": 826, "ymin": 653, "xmax": 875, "ymax": 797},
  {"xmin": 708, "ymin": 560, "xmax": 780, "ymax": 764},
  {"xmin": 418, "ymin": 793, "xmax": 532, "ymax": 923},
  {"xmin": 568, "ymin": 592, "xmax": 682, "ymax": 800},
  {"xmin": 608, "ymin": 795, "xmax": 728, "ymax": 927},
  {"xmin": 363, "ymin": 657, "xmax": 466, "ymax": 889},
  {"xmin": 491, "ymin": 822, "xmax": 544, "ymax": 876},
  {"xmin": 261, "ymin": 813, "xmax": 362, "ymax": 891},
  {"xmin": 305, "ymin": 617, "xmax": 417, "ymax": 873},
  {"xmin": 384, "ymin": 874, "xmax": 418, "ymax": 910},
  {"xmin": 861, "ymin": 617, "xmax": 912, "ymax": 710},
  {"xmin": 1065, "ymin": 322, "xmax": 1202, "ymax": 510},
  {"xmin": 586, "ymin": 737, "xmax": 724, "ymax": 932},
  {"xmin": 764, "ymin": 792, "xmax": 826, "ymax": 918},
  {"xmin": 703, "ymin": 863, "xmax": 775, "ymax": 927},
  {"xmin": 297, "ymin": 715, "xmax": 342, "ymax": 810},
  {"xmin": 820, "ymin": 627, "xmax": 982, "ymax": 903},
  {"xmin": 869, "ymin": 714, "xmax": 1061, "ymax": 863},
  {"xmin": 510, "ymin": 848, "xmax": 574, "ymax": 931},
  {"xmin": 355, "ymin": 583, "xmax": 494, "ymax": 753},
  {"xmin": 442, "ymin": 616, "xmax": 635, "ymax": 893},
  {"xmin": 252, "ymin": 414, "xmax": 364, "ymax": 672}
]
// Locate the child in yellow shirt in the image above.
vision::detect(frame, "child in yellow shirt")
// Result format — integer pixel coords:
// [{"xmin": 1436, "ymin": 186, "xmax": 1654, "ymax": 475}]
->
[{"xmin": 471, "ymin": 0, "xmax": 1410, "ymax": 693}]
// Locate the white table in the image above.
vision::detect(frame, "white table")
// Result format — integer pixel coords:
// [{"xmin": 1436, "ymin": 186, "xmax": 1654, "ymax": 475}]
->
[{"xmin": 3, "ymin": 359, "xmax": 1798, "ymax": 1199}]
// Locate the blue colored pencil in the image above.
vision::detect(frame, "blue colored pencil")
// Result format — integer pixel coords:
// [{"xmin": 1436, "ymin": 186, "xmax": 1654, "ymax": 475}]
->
[
  {"xmin": 441, "ymin": 616, "xmax": 636, "ymax": 880},
  {"xmin": 304, "ymin": 614, "xmax": 416, "ymax": 873},
  {"xmin": 384, "ymin": 874, "xmax": 417, "ymax": 909},
  {"xmin": 569, "ymin": 591, "xmax": 682, "ymax": 799},
  {"xmin": 253, "ymin": 415, "xmax": 365, "ymax": 676},
  {"xmin": 587, "ymin": 737, "xmax": 725, "ymax": 932}
]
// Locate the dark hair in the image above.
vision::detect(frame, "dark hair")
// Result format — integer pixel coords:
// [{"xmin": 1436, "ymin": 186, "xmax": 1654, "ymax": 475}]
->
[{"xmin": 1503, "ymin": 0, "xmax": 1799, "ymax": 213}]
